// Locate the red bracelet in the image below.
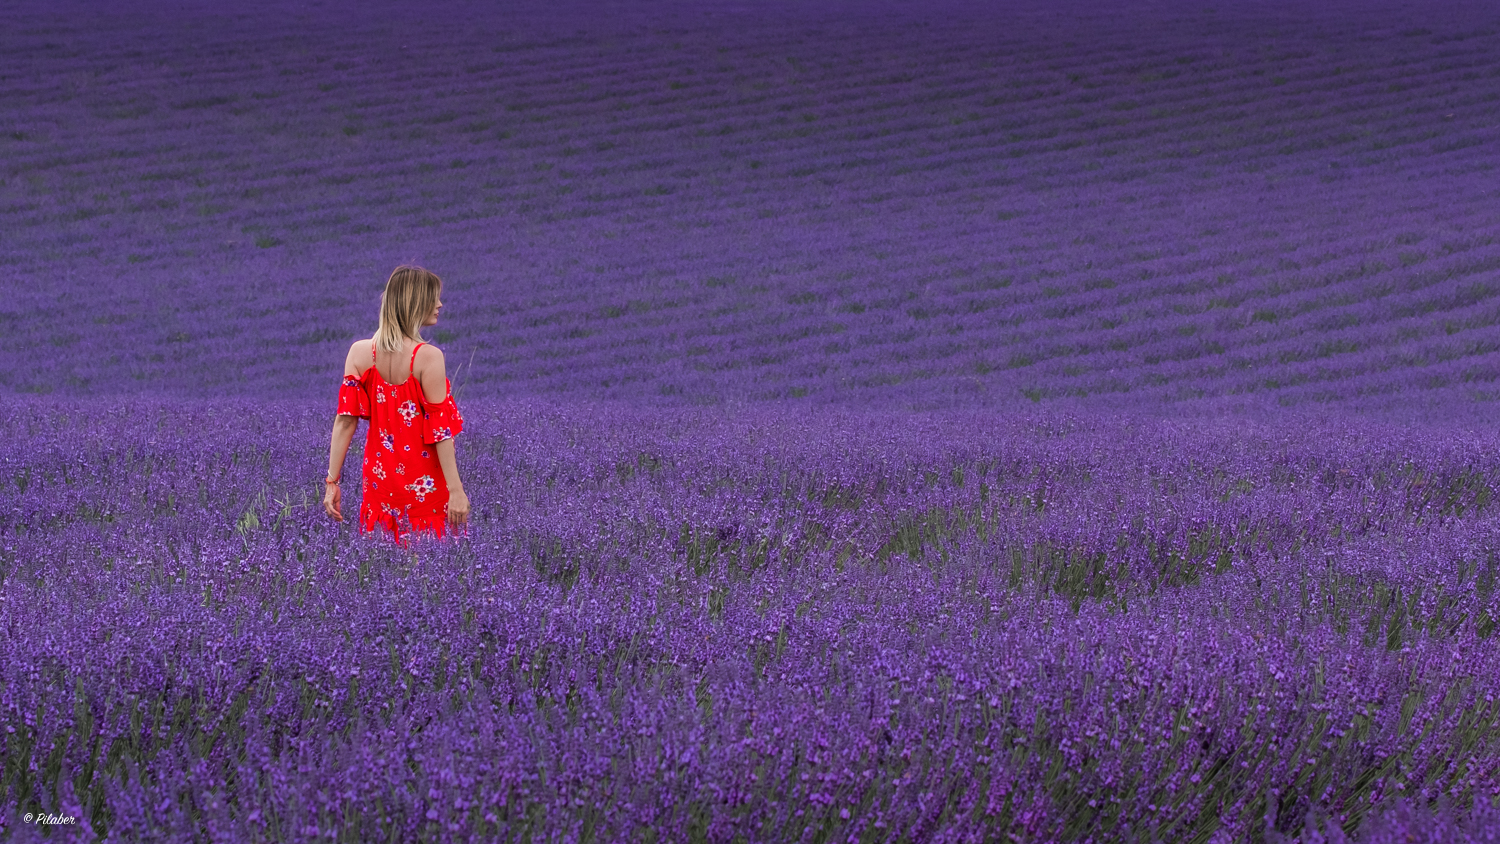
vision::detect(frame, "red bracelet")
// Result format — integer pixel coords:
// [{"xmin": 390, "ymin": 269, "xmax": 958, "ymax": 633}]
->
[{"xmin": 325, "ymin": 476, "xmax": 341, "ymax": 485}]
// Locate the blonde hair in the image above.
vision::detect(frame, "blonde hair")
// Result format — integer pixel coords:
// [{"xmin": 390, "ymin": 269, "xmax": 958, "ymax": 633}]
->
[{"xmin": 375, "ymin": 265, "xmax": 442, "ymax": 353}]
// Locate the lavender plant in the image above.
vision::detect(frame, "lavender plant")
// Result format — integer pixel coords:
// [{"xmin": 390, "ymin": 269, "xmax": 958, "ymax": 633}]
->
[{"xmin": 1, "ymin": 399, "xmax": 1496, "ymax": 841}]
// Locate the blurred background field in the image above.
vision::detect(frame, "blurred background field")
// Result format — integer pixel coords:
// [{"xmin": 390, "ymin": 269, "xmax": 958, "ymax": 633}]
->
[{"xmin": 2, "ymin": 0, "xmax": 1496, "ymax": 420}]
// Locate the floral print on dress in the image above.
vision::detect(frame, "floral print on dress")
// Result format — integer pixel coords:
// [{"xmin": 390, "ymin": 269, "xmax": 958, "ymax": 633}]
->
[
  {"xmin": 406, "ymin": 475, "xmax": 437, "ymax": 502},
  {"xmin": 345, "ymin": 341, "xmax": 463, "ymax": 543},
  {"xmin": 336, "ymin": 374, "xmax": 370, "ymax": 418},
  {"xmin": 397, "ymin": 400, "xmax": 419, "ymax": 426},
  {"xmin": 419, "ymin": 385, "xmax": 464, "ymax": 444}
]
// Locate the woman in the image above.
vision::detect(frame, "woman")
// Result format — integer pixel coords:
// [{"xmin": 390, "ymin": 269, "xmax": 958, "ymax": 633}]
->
[{"xmin": 324, "ymin": 265, "xmax": 470, "ymax": 541}]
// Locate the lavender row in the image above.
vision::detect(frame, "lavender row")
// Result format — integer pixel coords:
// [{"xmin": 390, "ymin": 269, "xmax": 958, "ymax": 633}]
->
[
  {"xmin": 2, "ymin": 398, "xmax": 1497, "ymax": 839},
  {"xmin": 5, "ymin": 543, "xmax": 1496, "ymax": 841}
]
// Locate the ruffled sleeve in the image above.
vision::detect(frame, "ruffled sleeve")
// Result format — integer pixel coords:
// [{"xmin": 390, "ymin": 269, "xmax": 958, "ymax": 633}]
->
[
  {"xmin": 420, "ymin": 378, "xmax": 464, "ymax": 444},
  {"xmin": 336, "ymin": 373, "xmax": 370, "ymax": 418}
]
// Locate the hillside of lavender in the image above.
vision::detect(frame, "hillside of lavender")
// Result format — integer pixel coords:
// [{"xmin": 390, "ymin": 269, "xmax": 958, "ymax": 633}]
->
[{"xmin": 3, "ymin": 0, "xmax": 1499, "ymax": 841}]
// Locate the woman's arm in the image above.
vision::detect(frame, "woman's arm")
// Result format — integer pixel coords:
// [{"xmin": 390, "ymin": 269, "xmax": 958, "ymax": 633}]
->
[
  {"xmin": 328, "ymin": 415, "xmax": 360, "ymax": 481},
  {"xmin": 325, "ymin": 341, "xmax": 367, "ymax": 522},
  {"xmin": 435, "ymin": 438, "xmax": 468, "ymax": 527},
  {"xmin": 434, "ymin": 438, "xmax": 464, "ymax": 497},
  {"xmin": 324, "ymin": 416, "xmax": 358, "ymax": 522},
  {"xmin": 417, "ymin": 344, "xmax": 468, "ymax": 527}
]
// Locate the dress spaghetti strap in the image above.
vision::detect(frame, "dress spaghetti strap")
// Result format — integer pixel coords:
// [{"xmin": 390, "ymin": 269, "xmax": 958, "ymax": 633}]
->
[{"xmin": 409, "ymin": 343, "xmax": 423, "ymax": 382}]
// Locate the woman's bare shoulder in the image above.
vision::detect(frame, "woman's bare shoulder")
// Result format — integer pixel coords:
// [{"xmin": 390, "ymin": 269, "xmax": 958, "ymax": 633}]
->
[
  {"xmin": 345, "ymin": 338, "xmax": 374, "ymax": 375},
  {"xmin": 414, "ymin": 342, "xmax": 445, "ymax": 377},
  {"xmin": 414, "ymin": 343, "xmax": 447, "ymax": 401}
]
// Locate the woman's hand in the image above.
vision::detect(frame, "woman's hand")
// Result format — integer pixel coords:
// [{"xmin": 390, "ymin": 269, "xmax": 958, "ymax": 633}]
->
[
  {"xmin": 446, "ymin": 488, "xmax": 470, "ymax": 529},
  {"xmin": 324, "ymin": 483, "xmax": 343, "ymax": 522},
  {"xmin": 327, "ymin": 412, "xmax": 359, "ymax": 523}
]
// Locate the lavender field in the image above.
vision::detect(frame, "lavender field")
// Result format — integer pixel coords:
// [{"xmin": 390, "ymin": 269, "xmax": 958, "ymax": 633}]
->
[{"xmin": 3, "ymin": 0, "xmax": 1499, "ymax": 840}]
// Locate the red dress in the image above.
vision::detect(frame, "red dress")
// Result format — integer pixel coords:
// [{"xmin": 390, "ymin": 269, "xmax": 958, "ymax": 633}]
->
[{"xmin": 336, "ymin": 340, "xmax": 465, "ymax": 542}]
